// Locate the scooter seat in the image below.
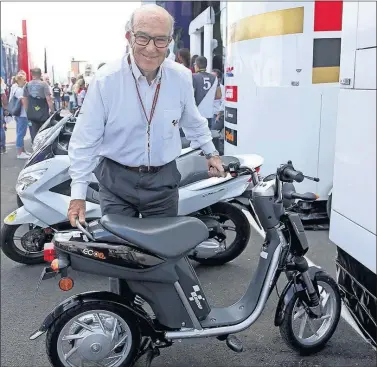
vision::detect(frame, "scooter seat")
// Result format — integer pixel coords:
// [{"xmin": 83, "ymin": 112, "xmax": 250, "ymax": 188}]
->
[
  {"xmin": 177, "ymin": 155, "xmax": 240, "ymax": 187},
  {"xmin": 100, "ymin": 214, "xmax": 209, "ymax": 259}
]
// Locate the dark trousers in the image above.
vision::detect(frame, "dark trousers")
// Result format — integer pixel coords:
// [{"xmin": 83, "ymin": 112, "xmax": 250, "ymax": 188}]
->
[
  {"xmin": 30, "ymin": 121, "xmax": 42, "ymax": 143},
  {"xmin": 94, "ymin": 158, "xmax": 181, "ymax": 218}
]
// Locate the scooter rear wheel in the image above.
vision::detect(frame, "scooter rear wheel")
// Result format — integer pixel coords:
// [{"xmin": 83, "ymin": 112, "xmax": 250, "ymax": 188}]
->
[
  {"xmin": 46, "ymin": 301, "xmax": 141, "ymax": 367},
  {"xmin": 193, "ymin": 202, "xmax": 251, "ymax": 266},
  {"xmin": 279, "ymin": 272, "xmax": 341, "ymax": 354},
  {"xmin": 1, "ymin": 224, "xmax": 47, "ymax": 265}
]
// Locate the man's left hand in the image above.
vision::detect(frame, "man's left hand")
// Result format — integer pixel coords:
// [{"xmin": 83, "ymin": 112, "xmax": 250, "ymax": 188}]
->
[{"xmin": 207, "ymin": 156, "xmax": 226, "ymax": 178}]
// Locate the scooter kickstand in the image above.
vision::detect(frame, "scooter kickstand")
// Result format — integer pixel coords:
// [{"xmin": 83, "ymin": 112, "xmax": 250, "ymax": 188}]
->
[
  {"xmin": 226, "ymin": 335, "xmax": 243, "ymax": 353},
  {"xmin": 145, "ymin": 347, "xmax": 160, "ymax": 367}
]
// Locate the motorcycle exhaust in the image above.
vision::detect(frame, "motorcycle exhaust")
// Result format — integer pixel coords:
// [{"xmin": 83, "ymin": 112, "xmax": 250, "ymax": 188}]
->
[{"xmin": 189, "ymin": 239, "xmax": 225, "ymax": 260}]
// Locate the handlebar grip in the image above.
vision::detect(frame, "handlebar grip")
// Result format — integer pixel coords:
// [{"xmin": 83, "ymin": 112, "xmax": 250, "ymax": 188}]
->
[{"xmin": 284, "ymin": 168, "xmax": 304, "ymax": 183}]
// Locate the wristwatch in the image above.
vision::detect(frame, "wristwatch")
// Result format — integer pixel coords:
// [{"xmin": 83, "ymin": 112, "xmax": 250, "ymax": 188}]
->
[{"xmin": 204, "ymin": 150, "xmax": 220, "ymax": 159}]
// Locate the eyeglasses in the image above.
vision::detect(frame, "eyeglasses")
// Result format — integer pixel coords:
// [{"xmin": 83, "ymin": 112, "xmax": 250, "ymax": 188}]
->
[{"xmin": 131, "ymin": 31, "xmax": 171, "ymax": 48}]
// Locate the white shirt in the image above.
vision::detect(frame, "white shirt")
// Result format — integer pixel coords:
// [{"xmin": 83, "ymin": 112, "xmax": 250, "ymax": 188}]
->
[
  {"xmin": 9, "ymin": 84, "xmax": 27, "ymax": 117},
  {"xmin": 213, "ymin": 84, "xmax": 224, "ymax": 115},
  {"xmin": 68, "ymin": 53, "xmax": 216, "ymax": 200}
]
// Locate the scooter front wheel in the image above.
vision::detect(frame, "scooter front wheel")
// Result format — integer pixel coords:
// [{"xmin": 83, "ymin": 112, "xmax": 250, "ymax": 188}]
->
[
  {"xmin": 279, "ymin": 272, "xmax": 341, "ymax": 354},
  {"xmin": 46, "ymin": 301, "xmax": 141, "ymax": 367}
]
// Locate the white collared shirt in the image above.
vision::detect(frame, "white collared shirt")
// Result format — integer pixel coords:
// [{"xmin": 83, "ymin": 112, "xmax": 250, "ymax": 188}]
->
[{"xmin": 68, "ymin": 53, "xmax": 216, "ymax": 200}]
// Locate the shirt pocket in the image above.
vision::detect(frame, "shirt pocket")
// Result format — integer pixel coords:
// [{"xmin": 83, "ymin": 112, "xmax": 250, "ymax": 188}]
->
[{"xmin": 163, "ymin": 109, "xmax": 181, "ymax": 140}]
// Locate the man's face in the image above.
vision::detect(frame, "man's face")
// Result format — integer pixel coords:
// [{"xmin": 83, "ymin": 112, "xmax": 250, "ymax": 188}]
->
[{"xmin": 126, "ymin": 11, "xmax": 171, "ymax": 73}]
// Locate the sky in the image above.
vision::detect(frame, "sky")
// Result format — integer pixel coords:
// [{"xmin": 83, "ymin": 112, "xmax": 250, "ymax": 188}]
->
[{"xmin": 1, "ymin": 1, "xmax": 141, "ymax": 82}]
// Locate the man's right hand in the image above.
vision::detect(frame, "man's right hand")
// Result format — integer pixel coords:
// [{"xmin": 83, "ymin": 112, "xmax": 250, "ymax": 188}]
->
[{"xmin": 68, "ymin": 199, "xmax": 86, "ymax": 227}]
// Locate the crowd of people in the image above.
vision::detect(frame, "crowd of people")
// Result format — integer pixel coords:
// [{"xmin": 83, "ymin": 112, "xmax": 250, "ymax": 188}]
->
[{"xmin": 0, "ymin": 67, "xmax": 98, "ymax": 158}]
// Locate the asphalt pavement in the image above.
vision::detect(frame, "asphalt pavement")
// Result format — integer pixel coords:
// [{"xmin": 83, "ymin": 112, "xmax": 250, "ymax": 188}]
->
[{"xmin": 1, "ymin": 123, "xmax": 375, "ymax": 367}]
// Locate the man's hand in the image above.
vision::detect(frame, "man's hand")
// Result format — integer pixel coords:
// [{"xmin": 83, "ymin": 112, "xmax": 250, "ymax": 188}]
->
[
  {"xmin": 68, "ymin": 199, "xmax": 86, "ymax": 227},
  {"xmin": 207, "ymin": 156, "xmax": 226, "ymax": 178}
]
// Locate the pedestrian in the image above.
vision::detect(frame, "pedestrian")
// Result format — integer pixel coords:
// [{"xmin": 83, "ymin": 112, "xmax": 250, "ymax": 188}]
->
[
  {"xmin": 52, "ymin": 83, "xmax": 61, "ymax": 111},
  {"xmin": 9, "ymin": 73, "xmax": 31, "ymax": 159},
  {"xmin": 74, "ymin": 79, "xmax": 86, "ymax": 108},
  {"xmin": 176, "ymin": 48, "xmax": 191, "ymax": 69},
  {"xmin": 192, "ymin": 56, "xmax": 222, "ymax": 128},
  {"xmin": 67, "ymin": 4, "xmax": 224, "ymax": 227},
  {"xmin": 62, "ymin": 84, "xmax": 69, "ymax": 109},
  {"xmin": 190, "ymin": 54, "xmax": 198, "ymax": 73},
  {"xmin": 23, "ymin": 68, "xmax": 54, "ymax": 142},
  {"xmin": 211, "ymin": 68, "xmax": 225, "ymax": 126},
  {"xmin": 67, "ymin": 77, "xmax": 77, "ymax": 112},
  {"xmin": 0, "ymin": 77, "xmax": 8, "ymax": 154}
]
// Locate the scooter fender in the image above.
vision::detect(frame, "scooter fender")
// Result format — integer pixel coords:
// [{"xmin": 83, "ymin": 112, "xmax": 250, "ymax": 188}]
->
[
  {"xmin": 274, "ymin": 266, "xmax": 324, "ymax": 326},
  {"xmin": 29, "ymin": 291, "xmax": 159, "ymax": 340},
  {"xmin": 3, "ymin": 206, "xmax": 49, "ymax": 227}
]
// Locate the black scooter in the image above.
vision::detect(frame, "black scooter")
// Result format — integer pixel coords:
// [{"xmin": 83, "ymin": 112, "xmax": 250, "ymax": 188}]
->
[{"xmin": 30, "ymin": 159, "xmax": 341, "ymax": 367}]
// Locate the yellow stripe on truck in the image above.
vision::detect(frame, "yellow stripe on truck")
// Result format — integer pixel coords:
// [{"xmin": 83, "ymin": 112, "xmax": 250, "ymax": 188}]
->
[
  {"xmin": 312, "ymin": 66, "xmax": 340, "ymax": 84},
  {"xmin": 229, "ymin": 7, "xmax": 304, "ymax": 44}
]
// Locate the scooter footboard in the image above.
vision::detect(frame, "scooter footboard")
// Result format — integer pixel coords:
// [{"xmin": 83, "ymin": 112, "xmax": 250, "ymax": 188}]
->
[{"xmin": 127, "ymin": 257, "xmax": 211, "ymax": 330}]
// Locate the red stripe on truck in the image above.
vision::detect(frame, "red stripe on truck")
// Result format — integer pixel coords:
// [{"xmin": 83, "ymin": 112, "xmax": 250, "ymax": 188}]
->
[{"xmin": 314, "ymin": 1, "xmax": 343, "ymax": 32}]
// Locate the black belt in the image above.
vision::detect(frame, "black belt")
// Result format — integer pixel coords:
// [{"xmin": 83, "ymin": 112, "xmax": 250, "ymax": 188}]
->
[
  {"xmin": 124, "ymin": 165, "xmax": 163, "ymax": 173},
  {"xmin": 108, "ymin": 158, "xmax": 168, "ymax": 173}
]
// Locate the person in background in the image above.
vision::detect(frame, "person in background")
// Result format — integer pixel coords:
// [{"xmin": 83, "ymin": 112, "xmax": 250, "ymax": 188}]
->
[
  {"xmin": 43, "ymin": 74, "xmax": 53, "ymax": 95},
  {"xmin": 62, "ymin": 84, "xmax": 69, "ymax": 109},
  {"xmin": 176, "ymin": 48, "xmax": 191, "ymax": 69},
  {"xmin": 52, "ymin": 83, "xmax": 61, "ymax": 111},
  {"xmin": 75, "ymin": 78, "xmax": 86, "ymax": 108},
  {"xmin": 192, "ymin": 56, "xmax": 222, "ymax": 128},
  {"xmin": 23, "ymin": 68, "xmax": 54, "ymax": 142},
  {"xmin": 211, "ymin": 68, "xmax": 225, "ymax": 126},
  {"xmin": 68, "ymin": 77, "xmax": 77, "ymax": 112},
  {"xmin": 9, "ymin": 73, "xmax": 31, "ymax": 159},
  {"xmin": 1, "ymin": 77, "xmax": 8, "ymax": 154},
  {"xmin": 190, "ymin": 54, "xmax": 198, "ymax": 73}
]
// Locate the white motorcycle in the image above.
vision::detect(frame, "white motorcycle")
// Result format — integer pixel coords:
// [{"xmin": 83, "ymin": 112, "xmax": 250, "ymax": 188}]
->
[{"xmin": 2, "ymin": 116, "xmax": 264, "ymax": 265}]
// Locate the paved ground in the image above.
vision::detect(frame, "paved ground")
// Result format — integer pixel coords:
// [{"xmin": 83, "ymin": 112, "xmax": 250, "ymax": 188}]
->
[{"xmin": 1, "ymin": 122, "xmax": 375, "ymax": 366}]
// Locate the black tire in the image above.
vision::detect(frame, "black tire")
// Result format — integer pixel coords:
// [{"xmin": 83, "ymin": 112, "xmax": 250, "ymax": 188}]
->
[
  {"xmin": 279, "ymin": 272, "xmax": 341, "ymax": 355},
  {"xmin": 46, "ymin": 301, "xmax": 141, "ymax": 367},
  {"xmin": 194, "ymin": 202, "xmax": 251, "ymax": 266},
  {"xmin": 1, "ymin": 224, "xmax": 45, "ymax": 265}
]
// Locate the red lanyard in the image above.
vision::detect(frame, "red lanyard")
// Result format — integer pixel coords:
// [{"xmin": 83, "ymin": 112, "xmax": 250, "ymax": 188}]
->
[{"xmin": 127, "ymin": 54, "xmax": 161, "ymax": 127}]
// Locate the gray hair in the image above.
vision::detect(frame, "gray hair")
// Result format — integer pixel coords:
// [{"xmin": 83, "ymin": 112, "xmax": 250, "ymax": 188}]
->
[{"xmin": 126, "ymin": 4, "xmax": 175, "ymax": 37}]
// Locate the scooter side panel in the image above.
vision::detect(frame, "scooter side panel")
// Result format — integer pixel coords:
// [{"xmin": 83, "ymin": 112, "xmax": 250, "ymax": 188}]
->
[
  {"xmin": 3, "ymin": 206, "xmax": 49, "ymax": 227},
  {"xmin": 65, "ymin": 252, "xmax": 197, "ymax": 329},
  {"xmin": 178, "ymin": 175, "xmax": 250, "ymax": 215}
]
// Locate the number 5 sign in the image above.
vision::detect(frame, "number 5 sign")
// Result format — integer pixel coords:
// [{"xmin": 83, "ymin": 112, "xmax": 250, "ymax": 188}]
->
[{"xmin": 225, "ymin": 86, "xmax": 238, "ymax": 102}]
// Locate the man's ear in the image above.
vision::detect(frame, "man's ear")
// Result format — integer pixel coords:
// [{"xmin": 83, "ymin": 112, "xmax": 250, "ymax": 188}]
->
[{"xmin": 125, "ymin": 31, "xmax": 131, "ymax": 43}]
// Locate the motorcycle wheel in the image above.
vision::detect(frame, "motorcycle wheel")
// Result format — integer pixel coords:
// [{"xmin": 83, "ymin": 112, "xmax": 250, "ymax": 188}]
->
[
  {"xmin": 279, "ymin": 272, "xmax": 341, "ymax": 354},
  {"xmin": 1, "ymin": 224, "xmax": 50, "ymax": 265},
  {"xmin": 46, "ymin": 301, "xmax": 141, "ymax": 367},
  {"xmin": 193, "ymin": 202, "xmax": 251, "ymax": 266}
]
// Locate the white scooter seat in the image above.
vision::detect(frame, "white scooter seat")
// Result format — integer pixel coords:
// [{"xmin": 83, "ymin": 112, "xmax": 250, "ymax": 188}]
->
[
  {"xmin": 100, "ymin": 214, "xmax": 209, "ymax": 259},
  {"xmin": 177, "ymin": 155, "xmax": 240, "ymax": 187}
]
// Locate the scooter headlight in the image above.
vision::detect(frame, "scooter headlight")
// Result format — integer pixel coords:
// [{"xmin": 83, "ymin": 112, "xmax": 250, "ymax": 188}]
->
[{"xmin": 16, "ymin": 169, "xmax": 47, "ymax": 194}]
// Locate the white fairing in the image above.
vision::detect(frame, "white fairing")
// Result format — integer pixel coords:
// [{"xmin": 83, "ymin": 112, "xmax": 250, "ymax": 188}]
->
[
  {"xmin": 223, "ymin": 2, "xmax": 341, "ymax": 198},
  {"xmin": 7, "ymin": 151, "xmax": 262, "ymax": 228},
  {"xmin": 329, "ymin": 1, "xmax": 376, "ymax": 274}
]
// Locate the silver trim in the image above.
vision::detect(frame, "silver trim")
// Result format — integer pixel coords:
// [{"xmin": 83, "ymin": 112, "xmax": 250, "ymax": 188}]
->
[
  {"xmin": 166, "ymin": 244, "xmax": 282, "ymax": 339},
  {"xmin": 30, "ymin": 330, "xmax": 45, "ymax": 340},
  {"xmin": 174, "ymin": 282, "xmax": 203, "ymax": 331}
]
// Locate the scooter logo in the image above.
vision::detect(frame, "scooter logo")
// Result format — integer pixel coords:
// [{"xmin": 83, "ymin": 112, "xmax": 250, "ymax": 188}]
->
[
  {"xmin": 82, "ymin": 248, "xmax": 106, "ymax": 260},
  {"xmin": 189, "ymin": 285, "xmax": 204, "ymax": 310}
]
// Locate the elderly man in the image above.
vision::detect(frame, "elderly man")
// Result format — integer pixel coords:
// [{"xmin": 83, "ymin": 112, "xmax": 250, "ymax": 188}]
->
[{"xmin": 68, "ymin": 4, "xmax": 224, "ymax": 226}]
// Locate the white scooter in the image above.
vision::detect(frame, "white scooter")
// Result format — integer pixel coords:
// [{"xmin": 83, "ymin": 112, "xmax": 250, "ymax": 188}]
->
[{"xmin": 2, "ymin": 116, "xmax": 264, "ymax": 265}]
